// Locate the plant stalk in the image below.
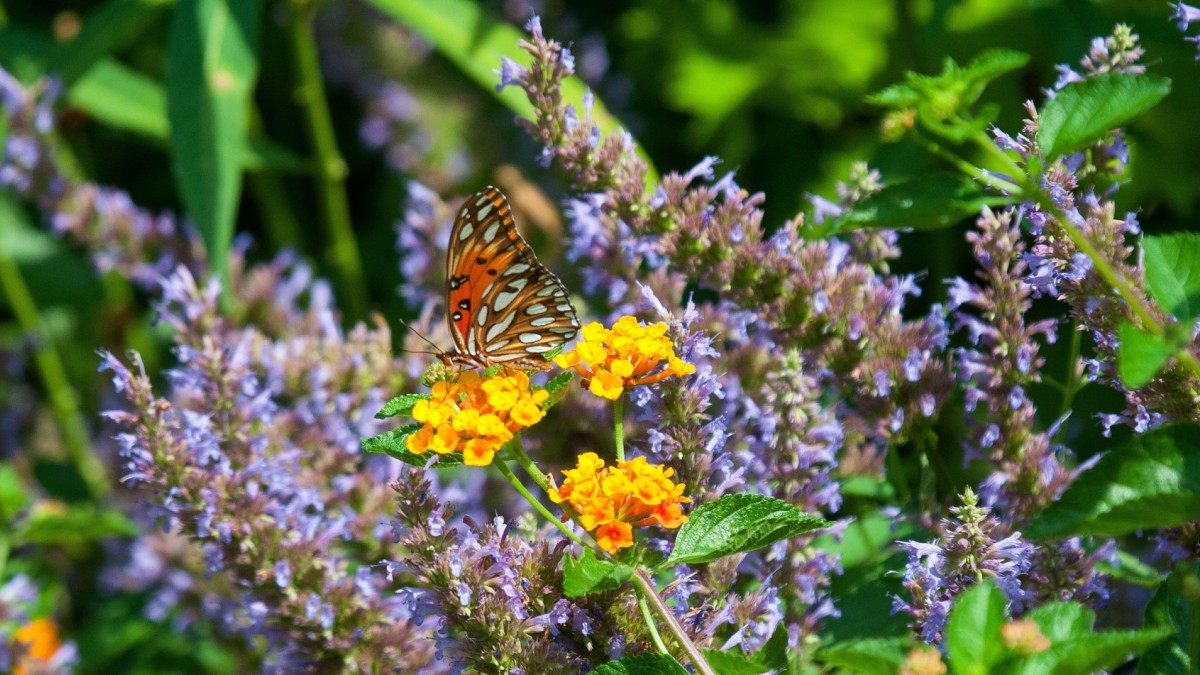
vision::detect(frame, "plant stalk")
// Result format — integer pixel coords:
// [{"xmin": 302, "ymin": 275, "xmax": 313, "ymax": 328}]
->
[{"xmin": 632, "ymin": 568, "xmax": 715, "ymax": 675}]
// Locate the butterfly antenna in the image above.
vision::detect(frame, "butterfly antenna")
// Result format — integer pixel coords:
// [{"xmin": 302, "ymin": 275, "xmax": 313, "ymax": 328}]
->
[{"xmin": 396, "ymin": 317, "xmax": 444, "ymax": 356}]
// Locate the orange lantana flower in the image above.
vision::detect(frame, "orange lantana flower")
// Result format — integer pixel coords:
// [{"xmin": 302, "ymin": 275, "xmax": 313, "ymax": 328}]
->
[
  {"xmin": 548, "ymin": 452, "xmax": 689, "ymax": 554},
  {"xmin": 14, "ymin": 617, "xmax": 63, "ymax": 675},
  {"xmin": 553, "ymin": 316, "xmax": 694, "ymax": 401},
  {"xmin": 407, "ymin": 370, "xmax": 548, "ymax": 466}
]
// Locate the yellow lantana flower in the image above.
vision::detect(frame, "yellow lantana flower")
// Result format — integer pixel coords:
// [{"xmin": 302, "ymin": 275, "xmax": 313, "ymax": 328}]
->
[
  {"xmin": 14, "ymin": 617, "xmax": 63, "ymax": 675},
  {"xmin": 552, "ymin": 316, "xmax": 695, "ymax": 401},
  {"xmin": 407, "ymin": 369, "xmax": 548, "ymax": 466},
  {"xmin": 548, "ymin": 452, "xmax": 690, "ymax": 554}
]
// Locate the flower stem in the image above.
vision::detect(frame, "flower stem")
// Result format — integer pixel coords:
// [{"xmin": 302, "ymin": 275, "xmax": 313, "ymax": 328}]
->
[
  {"xmin": 506, "ymin": 437, "xmax": 550, "ymax": 491},
  {"xmin": 495, "ymin": 458, "xmax": 588, "ymax": 548},
  {"xmin": 613, "ymin": 393, "xmax": 626, "ymax": 462},
  {"xmin": 637, "ymin": 590, "xmax": 670, "ymax": 654},
  {"xmin": 286, "ymin": 0, "xmax": 366, "ymax": 322},
  {"xmin": 0, "ymin": 245, "xmax": 109, "ymax": 498},
  {"xmin": 632, "ymin": 568, "xmax": 715, "ymax": 675}
]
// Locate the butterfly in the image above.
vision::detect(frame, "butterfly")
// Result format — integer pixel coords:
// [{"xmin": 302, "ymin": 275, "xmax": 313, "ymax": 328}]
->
[{"xmin": 440, "ymin": 186, "xmax": 580, "ymax": 371}]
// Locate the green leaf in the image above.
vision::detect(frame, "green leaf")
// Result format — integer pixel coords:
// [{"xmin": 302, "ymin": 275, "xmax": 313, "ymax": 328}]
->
[
  {"xmin": 945, "ymin": 581, "xmax": 1006, "ymax": 675},
  {"xmin": 0, "ymin": 463, "xmax": 30, "ymax": 519},
  {"xmin": 1026, "ymin": 425, "xmax": 1200, "ymax": 538},
  {"xmin": 51, "ymin": 0, "xmax": 172, "ymax": 86},
  {"xmin": 816, "ymin": 637, "xmax": 910, "ymax": 674},
  {"xmin": 363, "ymin": 0, "xmax": 657, "ymax": 183},
  {"xmin": 1026, "ymin": 601, "xmax": 1094, "ymax": 643},
  {"xmin": 664, "ymin": 493, "xmax": 829, "ymax": 567},
  {"xmin": 1138, "ymin": 566, "xmax": 1197, "ymax": 675},
  {"xmin": 166, "ymin": 0, "xmax": 261, "ymax": 282},
  {"xmin": 1037, "ymin": 72, "xmax": 1171, "ymax": 159},
  {"xmin": 1142, "ymin": 233, "xmax": 1200, "ymax": 322},
  {"xmin": 1020, "ymin": 627, "xmax": 1171, "ymax": 675},
  {"xmin": 702, "ymin": 648, "xmax": 771, "ymax": 675},
  {"xmin": 589, "ymin": 654, "xmax": 688, "ymax": 675},
  {"xmin": 757, "ymin": 623, "xmax": 789, "ymax": 670},
  {"xmin": 820, "ymin": 173, "xmax": 1017, "ymax": 236},
  {"xmin": 375, "ymin": 393, "xmax": 428, "ymax": 419},
  {"xmin": 69, "ymin": 60, "xmax": 168, "ymax": 139},
  {"xmin": 20, "ymin": 505, "xmax": 139, "ymax": 544},
  {"xmin": 561, "ymin": 547, "xmax": 633, "ymax": 598},
  {"xmin": 1117, "ymin": 321, "xmax": 1176, "ymax": 388},
  {"xmin": 542, "ymin": 370, "xmax": 574, "ymax": 409},
  {"xmin": 361, "ymin": 424, "xmax": 464, "ymax": 468}
]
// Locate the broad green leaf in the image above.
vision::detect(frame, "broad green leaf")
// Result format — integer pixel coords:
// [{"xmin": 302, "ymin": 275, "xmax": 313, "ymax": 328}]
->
[
  {"xmin": 664, "ymin": 493, "xmax": 828, "ymax": 567},
  {"xmin": 375, "ymin": 393, "xmax": 428, "ymax": 419},
  {"xmin": 542, "ymin": 370, "xmax": 574, "ymax": 409},
  {"xmin": 20, "ymin": 505, "xmax": 139, "ymax": 544},
  {"xmin": 52, "ymin": 0, "xmax": 172, "ymax": 86},
  {"xmin": 1096, "ymin": 548, "xmax": 1163, "ymax": 588},
  {"xmin": 1037, "ymin": 72, "xmax": 1171, "ymax": 159},
  {"xmin": 1026, "ymin": 601, "xmax": 1093, "ymax": 643},
  {"xmin": 945, "ymin": 581, "xmax": 1006, "ymax": 675},
  {"xmin": 821, "ymin": 173, "xmax": 1017, "ymax": 235},
  {"xmin": 589, "ymin": 653, "xmax": 688, "ymax": 675},
  {"xmin": 361, "ymin": 424, "xmax": 464, "ymax": 468},
  {"xmin": 1142, "ymin": 233, "xmax": 1200, "ymax": 322},
  {"xmin": 1137, "ymin": 566, "xmax": 1196, "ymax": 675},
  {"xmin": 166, "ymin": 0, "xmax": 261, "ymax": 282},
  {"xmin": 816, "ymin": 638, "xmax": 911, "ymax": 674},
  {"xmin": 561, "ymin": 547, "xmax": 633, "ymax": 598},
  {"xmin": 1026, "ymin": 425, "xmax": 1200, "ymax": 538},
  {"xmin": 1018, "ymin": 627, "xmax": 1171, "ymax": 675},
  {"xmin": 363, "ymin": 0, "xmax": 657, "ymax": 183},
  {"xmin": 1117, "ymin": 321, "xmax": 1175, "ymax": 388},
  {"xmin": 701, "ymin": 648, "xmax": 771, "ymax": 675}
]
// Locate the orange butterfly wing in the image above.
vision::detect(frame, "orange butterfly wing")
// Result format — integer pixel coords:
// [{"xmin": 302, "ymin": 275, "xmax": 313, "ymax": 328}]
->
[{"xmin": 445, "ymin": 186, "xmax": 579, "ymax": 370}]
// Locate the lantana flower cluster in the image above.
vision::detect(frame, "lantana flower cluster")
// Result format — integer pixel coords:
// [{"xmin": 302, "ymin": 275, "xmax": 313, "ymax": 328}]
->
[
  {"xmin": 407, "ymin": 370, "xmax": 548, "ymax": 466},
  {"xmin": 554, "ymin": 316, "xmax": 695, "ymax": 400},
  {"xmin": 549, "ymin": 452, "xmax": 690, "ymax": 554}
]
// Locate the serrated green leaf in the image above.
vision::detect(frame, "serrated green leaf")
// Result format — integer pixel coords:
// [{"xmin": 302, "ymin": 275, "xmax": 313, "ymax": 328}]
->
[
  {"xmin": 361, "ymin": 424, "xmax": 464, "ymax": 468},
  {"xmin": 562, "ymin": 547, "xmax": 633, "ymax": 598},
  {"xmin": 1026, "ymin": 425, "xmax": 1200, "ymax": 538},
  {"xmin": 166, "ymin": 0, "xmax": 261, "ymax": 283},
  {"xmin": 816, "ymin": 637, "xmax": 910, "ymax": 674},
  {"xmin": 1117, "ymin": 321, "xmax": 1175, "ymax": 388},
  {"xmin": 664, "ymin": 494, "xmax": 828, "ymax": 567},
  {"xmin": 375, "ymin": 393, "xmax": 428, "ymax": 419},
  {"xmin": 945, "ymin": 581, "xmax": 1006, "ymax": 675},
  {"xmin": 542, "ymin": 370, "xmax": 574, "ymax": 409},
  {"xmin": 1143, "ymin": 233, "xmax": 1200, "ymax": 322},
  {"xmin": 1037, "ymin": 72, "xmax": 1171, "ymax": 159},
  {"xmin": 821, "ymin": 173, "xmax": 1017, "ymax": 235},
  {"xmin": 589, "ymin": 653, "xmax": 689, "ymax": 675},
  {"xmin": 1137, "ymin": 564, "xmax": 1197, "ymax": 675}
]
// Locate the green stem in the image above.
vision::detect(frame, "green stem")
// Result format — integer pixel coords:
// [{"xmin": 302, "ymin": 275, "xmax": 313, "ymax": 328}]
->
[
  {"xmin": 1056, "ymin": 324, "xmax": 1083, "ymax": 426},
  {"xmin": 247, "ymin": 110, "xmax": 303, "ymax": 250},
  {"xmin": 1031, "ymin": 191, "xmax": 1200, "ymax": 380},
  {"xmin": 613, "ymin": 393, "xmax": 626, "ymax": 462},
  {"xmin": 637, "ymin": 591, "xmax": 670, "ymax": 654},
  {"xmin": 632, "ymin": 568, "xmax": 715, "ymax": 675},
  {"xmin": 0, "ymin": 245, "xmax": 109, "ymax": 498},
  {"xmin": 286, "ymin": 0, "xmax": 366, "ymax": 321},
  {"xmin": 506, "ymin": 437, "xmax": 550, "ymax": 491},
  {"xmin": 494, "ymin": 458, "xmax": 587, "ymax": 548},
  {"xmin": 912, "ymin": 132, "xmax": 1023, "ymax": 194}
]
